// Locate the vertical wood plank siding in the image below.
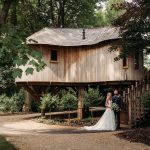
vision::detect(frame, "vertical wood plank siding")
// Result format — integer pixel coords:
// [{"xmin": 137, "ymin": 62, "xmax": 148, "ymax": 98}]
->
[{"xmin": 16, "ymin": 44, "xmax": 143, "ymax": 83}]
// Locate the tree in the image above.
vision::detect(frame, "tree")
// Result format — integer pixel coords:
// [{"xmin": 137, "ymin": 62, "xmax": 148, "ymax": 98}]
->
[
  {"xmin": 17, "ymin": 0, "xmax": 99, "ymax": 30},
  {"xmin": 105, "ymin": 0, "xmax": 125, "ymax": 25},
  {"xmin": 0, "ymin": 0, "xmax": 100, "ymax": 95},
  {"xmin": 0, "ymin": 0, "xmax": 14, "ymax": 27},
  {"xmin": 113, "ymin": 0, "xmax": 150, "ymax": 58},
  {"xmin": 95, "ymin": 0, "xmax": 124, "ymax": 27},
  {"xmin": 0, "ymin": 25, "xmax": 46, "ymax": 94}
]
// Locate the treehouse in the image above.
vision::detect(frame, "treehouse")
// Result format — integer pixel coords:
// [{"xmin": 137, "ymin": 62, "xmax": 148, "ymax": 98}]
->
[{"xmin": 15, "ymin": 27, "xmax": 146, "ymax": 125}]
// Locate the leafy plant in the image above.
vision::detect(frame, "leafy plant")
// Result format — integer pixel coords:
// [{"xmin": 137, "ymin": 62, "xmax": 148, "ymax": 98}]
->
[
  {"xmin": 0, "ymin": 89, "xmax": 25, "ymax": 112},
  {"xmin": 40, "ymin": 94, "xmax": 59, "ymax": 111},
  {"xmin": 83, "ymin": 87, "xmax": 105, "ymax": 107},
  {"xmin": 60, "ymin": 88, "xmax": 78, "ymax": 110}
]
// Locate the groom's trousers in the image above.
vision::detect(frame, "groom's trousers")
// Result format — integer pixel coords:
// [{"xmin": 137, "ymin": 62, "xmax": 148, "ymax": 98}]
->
[{"xmin": 114, "ymin": 111, "xmax": 120, "ymax": 129}]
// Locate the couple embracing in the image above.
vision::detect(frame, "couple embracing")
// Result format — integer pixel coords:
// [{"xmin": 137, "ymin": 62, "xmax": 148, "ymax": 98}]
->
[{"xmin": 83, "ymin": 90, "xmax": 123, "ymax": 131}]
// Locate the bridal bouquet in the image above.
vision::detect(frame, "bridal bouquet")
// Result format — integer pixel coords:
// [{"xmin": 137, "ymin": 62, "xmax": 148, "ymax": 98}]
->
[{"xmin": 111, "ymin": 103, "xmax": 121, "ymax": 112}]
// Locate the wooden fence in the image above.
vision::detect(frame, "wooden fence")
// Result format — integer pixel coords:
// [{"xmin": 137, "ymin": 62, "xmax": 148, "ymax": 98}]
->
[{"xmin": 122, "ymin": 80, "xmax": 150, "ymax": 128}]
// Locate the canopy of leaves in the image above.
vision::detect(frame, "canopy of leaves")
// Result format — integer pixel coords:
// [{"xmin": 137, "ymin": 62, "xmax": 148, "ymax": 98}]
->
[
  {"xmin": 113, "ymin": 0, "xmax": 150, "ymax": 57},
  {"xmin": 95, "ymin": 0, "xmax": 125, "ymax": 27},
  {"xmin": 0, "ymin": 0, "xmax": 101, "ymax": 94}
]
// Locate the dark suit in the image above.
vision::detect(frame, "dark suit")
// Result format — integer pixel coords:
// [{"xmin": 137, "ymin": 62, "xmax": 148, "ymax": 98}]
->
[{"xmin": 112, "ymin": 95, "xmax": 123, "ymax": 129}]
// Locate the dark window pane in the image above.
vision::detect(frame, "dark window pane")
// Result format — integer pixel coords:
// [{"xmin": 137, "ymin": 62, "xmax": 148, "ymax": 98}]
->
[
  {"xmin": 51, "ymin": 50, "xmax": 57, "ymax": 61},
  {"xmin": 134, "ymin": 53, "xmax": 139, "ymax": 69},
  {"xmin": 123, "ymin": 57, "xmax": 127, "ymax": 67}
]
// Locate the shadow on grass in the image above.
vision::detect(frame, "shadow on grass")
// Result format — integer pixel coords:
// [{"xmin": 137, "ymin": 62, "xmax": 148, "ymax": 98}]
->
[
  {"xmin": 0, "ymin": 136, "xmax": 18, "ymax": 150},
  {"xmin": 115, "ymin": 128, "xmax": 150, "ymax": 146}
]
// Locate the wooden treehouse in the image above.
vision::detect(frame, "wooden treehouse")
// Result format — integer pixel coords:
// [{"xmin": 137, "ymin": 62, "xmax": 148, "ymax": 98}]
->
[{"xmin": 15, "ymin": 27, "xmax": 150, "ymax": 128}]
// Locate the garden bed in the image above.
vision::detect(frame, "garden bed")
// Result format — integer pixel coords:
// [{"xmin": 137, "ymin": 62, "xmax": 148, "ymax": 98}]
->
[{"xmin": 36, "ymin": 117, "xmax": 100, "ymax": 127}]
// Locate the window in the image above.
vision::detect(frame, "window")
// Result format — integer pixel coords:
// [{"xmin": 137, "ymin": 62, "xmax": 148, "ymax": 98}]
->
[
  {"xmin": 50, "ymin": 50, "xmax": 58, "ymax": 62},
  {"xmin": 134, "ymin": 53, "xmax": 139, "ymax": 69},
  {"xmin": 123, "ymin": 57, "xmax": 128, "ymax": 69}
]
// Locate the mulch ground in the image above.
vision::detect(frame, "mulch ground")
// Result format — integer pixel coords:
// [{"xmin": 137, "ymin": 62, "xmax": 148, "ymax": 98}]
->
[{"xmin": 116, "ymin": 128, "xmax": 150, "ymax": 146}]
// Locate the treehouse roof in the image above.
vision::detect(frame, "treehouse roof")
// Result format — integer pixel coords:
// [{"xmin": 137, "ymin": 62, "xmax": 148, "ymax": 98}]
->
[{"xmin": 26, "ymin": 27, "xmax": 120, "ymax": 47}]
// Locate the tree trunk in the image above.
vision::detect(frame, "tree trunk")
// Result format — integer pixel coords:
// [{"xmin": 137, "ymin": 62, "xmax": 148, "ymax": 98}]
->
[{"xmin": 0, "ymin": 0, "xmax": 14, "ymax": 27}]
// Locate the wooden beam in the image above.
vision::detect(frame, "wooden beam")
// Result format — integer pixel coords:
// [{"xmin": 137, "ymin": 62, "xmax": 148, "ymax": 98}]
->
[
  {"xmin": 16, "ymin": 80, "xmax": 140, "ymax": 86},
  {"xmin": 22, "ymin": 85, "xmax": 40, "ymax": 102}
]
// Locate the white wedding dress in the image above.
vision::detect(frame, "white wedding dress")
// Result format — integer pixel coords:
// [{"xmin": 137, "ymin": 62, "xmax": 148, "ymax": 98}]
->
[{"xmin": 83, "ymin": 100, "xmax": 116, "ymax": 131}]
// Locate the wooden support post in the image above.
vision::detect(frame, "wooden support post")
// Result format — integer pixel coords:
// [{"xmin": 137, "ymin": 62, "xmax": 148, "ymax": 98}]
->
[
  {"xmin": 22, "ymin": 91, "xmax": 32, "ymax": 112},
  {"xmin": 77, "ymin": 85, "xmax": 84, "ymax": 120},
  {"xmin": 127, "ymin": 87, "xmax": 132, "ymax": 128}
]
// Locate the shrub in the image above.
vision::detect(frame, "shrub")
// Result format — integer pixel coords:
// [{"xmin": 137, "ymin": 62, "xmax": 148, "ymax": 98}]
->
[
  {"xmin": 141, "ymin": 91, "xmax": 150, "ymax": 110},
  {"xmin": 0, "ymin": 89, "xmax": 24, "ymax": 112},
  {"xmin": 83, "ymin": 88, "xmax": 105, "ymax": 107},
  {"xmin": 59, "ymin": 88, "xmax": 78, "ymax": 110}
]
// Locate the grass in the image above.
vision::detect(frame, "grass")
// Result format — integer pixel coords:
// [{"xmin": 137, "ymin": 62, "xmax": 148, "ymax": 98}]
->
[{"xmin": 0, "ymin": 136, "xmax": 17, "ymax": 150}]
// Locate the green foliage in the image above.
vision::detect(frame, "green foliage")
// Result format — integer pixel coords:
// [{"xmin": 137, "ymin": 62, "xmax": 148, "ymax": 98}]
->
[
  {"xmin": 0, "ymin": 90, "xmax": 25, "ymax": 112},
  {"xmin": 0, "ymin": 25, "xmax": 46, "ymax": 79},
  {"xmin": 40, "ymin": 94, "xmax": 59, "ymax": 111},
  {"xmin": 113, "ymin": 0, "xmax": 150, "ymax": 57},
  {"xmin": 0, "ymin": 0, "xmax": 99, "ymax": 95},
  {"xmin": 105, "ymin": 0, "xmax": 125, "ymax": 25},
  {"xmin": 144, "ymin": 55, "xmax": 150, "ymax": 70},
  {"xmin": 83, "ymin": 88, "xmax": 105, "ymax": 107},
  {"xmin": 59, "ymin": 88, "xmax": 78, "ymax": 110},
  {"xmin": 40, "ymin": 88, "xmax": 78, "ymax": 111},
  {"xmin": 0, "ymin": 136, "xmax": 17, "ymax": 150},
  {"xmin": 95, "ymin": 0, "xmax": 125, "ymax": 27},
  {"xmin": 141, "ymin": 91, "xmax": 150, "ymax": 110}
]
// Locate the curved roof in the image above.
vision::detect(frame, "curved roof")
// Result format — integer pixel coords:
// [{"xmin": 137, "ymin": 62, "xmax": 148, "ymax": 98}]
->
[{"xmin": 26, "ymin": 27, "xmax": 120, "ymax": 47}]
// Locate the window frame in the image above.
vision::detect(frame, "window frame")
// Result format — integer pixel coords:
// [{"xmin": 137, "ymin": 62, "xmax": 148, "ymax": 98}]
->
[
  {"xmin": 50, "ymin": 50, "xmax": 59, "ymax": 63},
  {"xmin": 134, "ymin": 53, "xmax": 139, "ymax": 70},
  {"xmin": 123, "ymin": 56, "xmax": 129, "ymax": 69}
]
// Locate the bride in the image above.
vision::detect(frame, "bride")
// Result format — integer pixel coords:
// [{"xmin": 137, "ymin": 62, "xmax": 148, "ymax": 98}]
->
[{"xmin": 83, "ymin": 92, "xmax": 116, "ymax": 131}]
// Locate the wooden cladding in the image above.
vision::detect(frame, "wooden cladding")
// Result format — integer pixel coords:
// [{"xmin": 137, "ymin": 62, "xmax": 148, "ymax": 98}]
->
[{"xmin": 16, "ymin": 43, "xmax": 143, "ymax": 83}]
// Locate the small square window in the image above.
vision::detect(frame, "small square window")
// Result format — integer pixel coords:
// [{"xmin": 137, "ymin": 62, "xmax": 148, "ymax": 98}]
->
[
  {"xmin": 123, "ymin": 57, "xmax": 128, "ymax": 69},
  {"xmin": 51, "ymin": 50, "xmax": 58, "ymax": 62}
]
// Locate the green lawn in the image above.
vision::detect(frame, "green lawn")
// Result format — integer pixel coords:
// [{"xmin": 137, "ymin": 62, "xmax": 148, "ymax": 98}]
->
[{"xmin": 0, "ymin": 136, "xmax": 17, "ymax": 150}]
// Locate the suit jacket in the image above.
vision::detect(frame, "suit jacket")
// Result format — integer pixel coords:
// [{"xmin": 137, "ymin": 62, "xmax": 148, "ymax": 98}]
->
[{"xmin": 112, "ymin": 95, "xmax": 123, "ymax": 110}]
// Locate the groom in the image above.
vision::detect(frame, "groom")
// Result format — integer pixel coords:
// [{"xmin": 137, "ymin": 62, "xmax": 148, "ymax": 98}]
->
[{"xmin": 112, "ymin": 89, "xmax": 123, "ymax": 129}]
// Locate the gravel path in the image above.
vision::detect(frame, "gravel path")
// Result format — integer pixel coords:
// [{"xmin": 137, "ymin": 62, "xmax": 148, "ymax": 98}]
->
[{"xmin": 0, "ymin": 114, "xmax": 149, "ymax": 150}]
